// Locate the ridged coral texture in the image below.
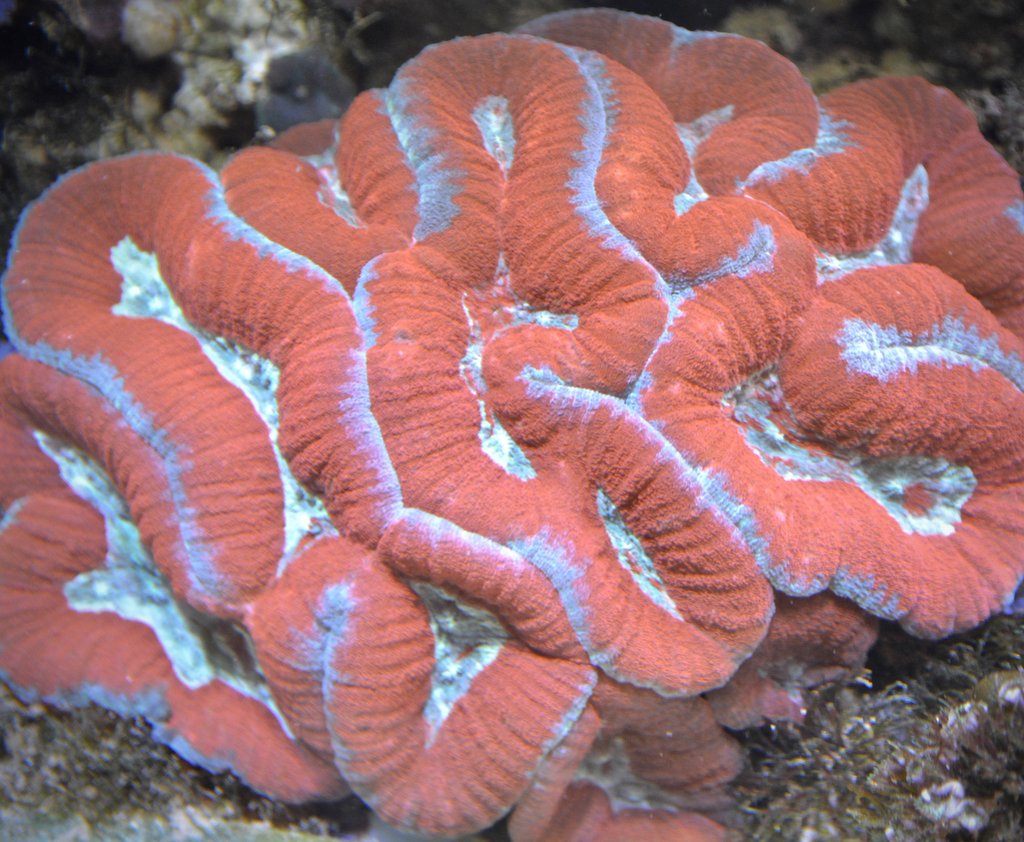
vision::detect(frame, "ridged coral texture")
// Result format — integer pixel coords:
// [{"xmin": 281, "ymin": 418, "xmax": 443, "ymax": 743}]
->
[{"xmin": 2, "ymin": 8, "xmax": 1023, "ymax": 840}]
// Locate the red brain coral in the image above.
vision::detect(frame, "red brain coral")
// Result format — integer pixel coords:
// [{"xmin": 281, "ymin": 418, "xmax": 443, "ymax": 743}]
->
[{"xmin": 1, "ymin": 8, "xmax": 1023, "ymax": 839}]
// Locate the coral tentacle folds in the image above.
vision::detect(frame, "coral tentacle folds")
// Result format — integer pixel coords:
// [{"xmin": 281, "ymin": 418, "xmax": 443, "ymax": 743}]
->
[{"xmin": 1, "ymin": 8, "xmax": 1022, "ymax": 840}]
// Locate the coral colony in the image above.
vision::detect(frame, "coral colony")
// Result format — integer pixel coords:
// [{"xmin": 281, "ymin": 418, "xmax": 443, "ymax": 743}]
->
[{"xmin": 1, "ymin": 8, "xmax": 1023, "ymax": 840}]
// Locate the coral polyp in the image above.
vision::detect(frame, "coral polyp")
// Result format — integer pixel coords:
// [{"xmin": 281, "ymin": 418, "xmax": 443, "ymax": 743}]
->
[{"xmin": 1, "ymin": 8, "xmax": 1022, "ymax": 839}]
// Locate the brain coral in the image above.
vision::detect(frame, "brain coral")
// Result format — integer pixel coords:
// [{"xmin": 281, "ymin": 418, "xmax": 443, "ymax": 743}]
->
[{"xmin": 1, "ymin": 7, "xmax": 1023, "ymax": 840}]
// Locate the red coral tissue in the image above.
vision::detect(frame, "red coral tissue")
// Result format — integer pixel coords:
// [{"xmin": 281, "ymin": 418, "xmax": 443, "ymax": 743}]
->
[{"xmin": 1, "ymin": 8, "xmax": 1022, "ymax": 840}]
